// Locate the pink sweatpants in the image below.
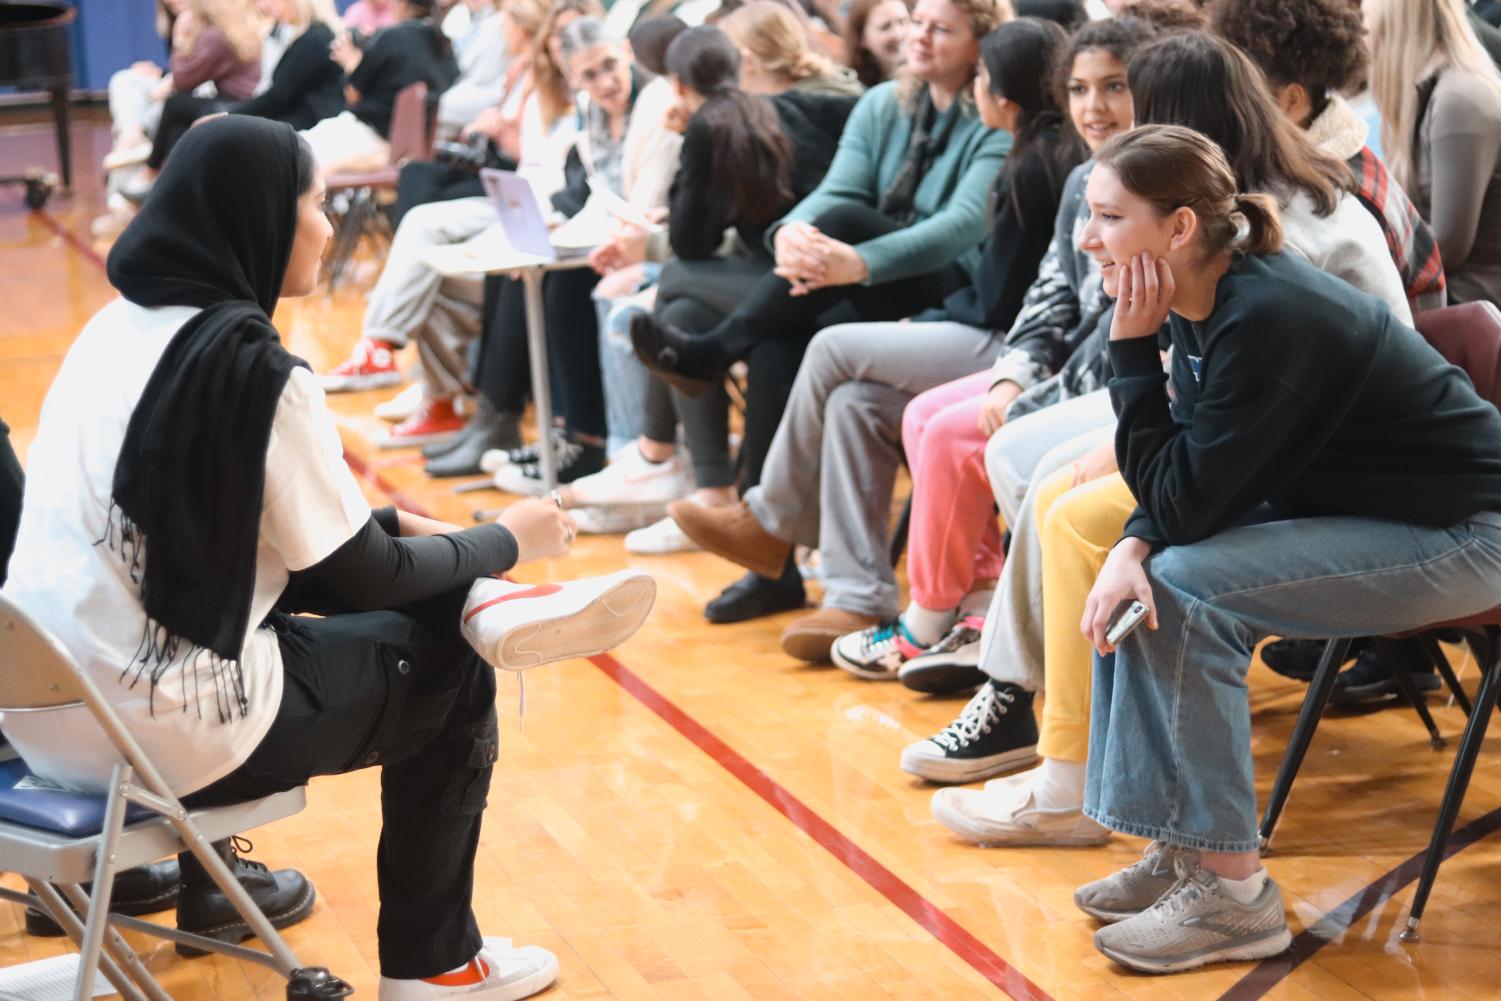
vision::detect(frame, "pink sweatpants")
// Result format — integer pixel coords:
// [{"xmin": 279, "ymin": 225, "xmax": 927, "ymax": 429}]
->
[{"xmin": 902, "ymin": 370, "xmax": 1006, "ymax": 611}]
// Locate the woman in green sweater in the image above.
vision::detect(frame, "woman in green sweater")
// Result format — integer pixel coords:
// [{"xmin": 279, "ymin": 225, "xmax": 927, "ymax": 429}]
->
[{"xmin": 630, "ymin": 0, "xmax": 1013, "ymax": 606}]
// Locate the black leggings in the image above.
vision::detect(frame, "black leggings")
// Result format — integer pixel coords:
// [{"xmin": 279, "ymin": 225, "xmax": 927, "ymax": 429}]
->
[
  {"xmin": 391, "ymin": 160, "xmax": 491, "ymax": 229},
  {"xmin": 474, "ymin": 268, "xmax": 606, "ymax": 439},
  {"xmin": 691, "ymin": 202, "xmax": 966, "ymax": 488},
  {"xmin": 147, "ymin": 92, "xmax": 231, "ymax": 170}
]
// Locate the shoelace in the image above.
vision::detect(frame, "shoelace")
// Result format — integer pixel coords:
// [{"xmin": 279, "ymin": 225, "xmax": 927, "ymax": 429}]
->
[
  {"xmin": 861, "ymin": 621, "xmax": 901, "ymax": 654},
  {"xmin": 523, "ymin": 438, "xmax": 584, "ymax": 479},
  {"xmin": 931, "ymin": 685, "xmax": 1013, "ymax": 751},
  {"xmin": 228, "ymin": 835, "xmax": 270, "ymax": 875},
  {"xmin": 929, "ymin": 616, "xmax": 984, "ymax": 653},
  {"xmin": 1144, "ymin": 856, "xmax": 1207, "ymax": 918}
]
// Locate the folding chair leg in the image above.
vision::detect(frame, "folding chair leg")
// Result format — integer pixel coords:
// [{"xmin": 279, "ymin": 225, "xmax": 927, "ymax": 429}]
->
[
  {"xmin": 28, "ymin": 881, "xmax": 156, "ymax": 1001},
  {"xmin": 60, "ymin": 884, "xmax": 174, "ymax": 1001},
  {"xmin": 1374, "ymin": 638, "xmax": 1445, "ymax": 749},
  {"xmin": 1400, "ymin": 628, "xmax": 1501, "ymax": 943},
  {"xmin": 74, "ymin": 763, "xmax": 131, "ymax": 1001},
  {"xmin": 1259, "ymin": 637, "xmax": 1351, "ymax": 854},
  {"xmin": 1422, "ymin": 633, "xmax": 1474, "ymax": 716}
]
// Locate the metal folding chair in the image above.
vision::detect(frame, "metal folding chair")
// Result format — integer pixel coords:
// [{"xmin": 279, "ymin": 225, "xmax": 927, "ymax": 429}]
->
[
  {"xmin": 1256, "ymin": 302, "xmax": 1501, "ymax": 943},
  {"xmin": 0, "ymin": 593, "xmax": 352, "ymax": 1000}
]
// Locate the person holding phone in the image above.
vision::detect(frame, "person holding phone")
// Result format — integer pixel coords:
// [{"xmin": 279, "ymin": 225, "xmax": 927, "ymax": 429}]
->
[{"xmin": 1062, "ymin": 124, "xmax": 1501, "ymax": 974}]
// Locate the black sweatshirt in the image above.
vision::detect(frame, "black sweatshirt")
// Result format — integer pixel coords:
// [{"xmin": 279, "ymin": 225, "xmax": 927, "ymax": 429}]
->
[
  {"xmin": 1112, "ymin": 251, "xmax": 1501, "ymax": 547},
  {"xmin": 348, "ymin": 18, "xmax": 459, "ymax": 137},
  {"xmin": 927, "ymin": 123, "xmax": 1077, "ymax": 332},
  {"xmin": 667, "ymin": 89, "xmax": 857, "ymax": 262},
  {"xmin": 231, "ymin": 22, "xmax": 346, "ymax": 131},
  {"xmin": 283, "ymin": 508, "xmax": 518, "ymax": 613}
]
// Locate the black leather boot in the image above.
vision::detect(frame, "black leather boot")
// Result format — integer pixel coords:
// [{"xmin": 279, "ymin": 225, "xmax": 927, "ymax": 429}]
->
[
  {"xmin": 175, "ymin": 837, "xmax": 316, "ymax": 957},
  {"xmin": 25, "ymin": 859, "xmax": 181, "ymax": 937}
]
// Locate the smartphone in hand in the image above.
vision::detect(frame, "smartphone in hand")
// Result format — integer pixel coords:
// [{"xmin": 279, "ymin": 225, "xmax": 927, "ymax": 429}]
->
[{"xmin": 1105, "ymin": 600, "xmax": 1150, "ymax": 647}]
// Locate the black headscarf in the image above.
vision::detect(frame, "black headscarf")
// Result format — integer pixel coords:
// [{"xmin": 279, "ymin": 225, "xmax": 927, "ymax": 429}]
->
[{"xmin": 104, "ymin": 115, "xmax": 310, "ymax": 720}]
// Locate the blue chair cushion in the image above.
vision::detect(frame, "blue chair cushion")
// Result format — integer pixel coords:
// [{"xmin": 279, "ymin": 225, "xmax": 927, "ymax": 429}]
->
[{"xmin": 0, "ymin": 758, "xmax": 153, "ymax": 837}]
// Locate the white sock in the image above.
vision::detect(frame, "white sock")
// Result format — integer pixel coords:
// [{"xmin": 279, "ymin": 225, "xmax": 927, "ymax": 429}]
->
[
  {"xmin": 902, "ymin": 602, "xmax": 956, "ymax": 647},
  {"xmin": 1215, "ymin": 867, "xmax": 1269, "ymax": 905},
  {"xmin": 958, "ymin": 588, "xmax": 995, "ymax": 616},
  {"xmin": 1030, "ymin": 757, "xmax": 1086, "ymax": 811}
]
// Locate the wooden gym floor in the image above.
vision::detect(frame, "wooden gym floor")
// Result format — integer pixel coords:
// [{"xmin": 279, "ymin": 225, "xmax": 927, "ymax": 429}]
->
[{"xmin": 3, "ymin": 114, "xmax": 1501, "ymax": 1001}]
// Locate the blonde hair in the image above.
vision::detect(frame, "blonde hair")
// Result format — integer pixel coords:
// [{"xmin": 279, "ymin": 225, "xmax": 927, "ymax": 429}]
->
[
  {"xmin": 1095, "ymin": 124, "xmax": 1285, "ymax": 260},
  {"xmin": 895, "ymin": 0, "xmax": 1011, "ymax": 107},
  {"xmin": 720, "ymin": 1, "xmax": 836, "ymax": 84},
  {"xmin": 1366, "ymin": 0, "xmax": 1501, "ymax": 190},
  {"xmin": 179, "ymin": 0, "xmax": 266, "ymax": 63},
  {"xmin": 508, "ymin": 0, "xmax": 552, "ymax": 39},
  {"xmin": 532, "ymin": 0, "xmax": 605, "ymax": 127},
  {"xmin": 280, "ymin": 0, "xmax": 340, "ymax": 30}
]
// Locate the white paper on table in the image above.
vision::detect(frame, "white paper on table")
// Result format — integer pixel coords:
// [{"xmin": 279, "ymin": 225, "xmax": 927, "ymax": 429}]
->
[
  {"xmin": 416, "ymin": 224, "xmax": 551, "ymax": 276},
  {"xmin": 585, "ymin": 179, "xmax": 663, "ymax": 231},
  {"xmin": 0, "ymin": 953, "xmax": 116, "ymax": 999}
]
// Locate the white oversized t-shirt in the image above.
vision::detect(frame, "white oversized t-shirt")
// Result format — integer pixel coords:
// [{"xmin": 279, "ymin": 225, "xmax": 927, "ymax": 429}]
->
[{"xmin": 1, "ymin": 299, "xmax": 370, "ymax": 796}]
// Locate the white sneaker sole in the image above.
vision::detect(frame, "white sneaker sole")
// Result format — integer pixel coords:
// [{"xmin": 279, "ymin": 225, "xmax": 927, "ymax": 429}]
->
[
  {"xmin": 1096, "ymin": 927, "xmax": 1292, "ymax": 974},
  {"xmin": 931, "ymin": 791, "xmax": 1112, "ymax": 847},
  {"xmin": 829, "ymin": 646, "xmax": 903, "ymax": 680},
  {"xmin": 319, "ymin": 370, "xmax": 402, "ymax": 393},
  {"xmin": 485, "ymin": 574, "xmax": 658, "ymax": 671},
  {"xmin": 899, "ymin": 743, "xmax": 1039, "ymax": 784},
  {"xmin": 378, "ymin": 429, "xmax": 462, "ymax": 449}
]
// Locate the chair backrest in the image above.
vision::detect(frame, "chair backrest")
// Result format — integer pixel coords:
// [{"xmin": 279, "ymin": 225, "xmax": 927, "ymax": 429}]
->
[
  {"xmin": 387, "ymin": 81, "xmax": 433, "ymax": 167},
  {"xmin": 1415, "ymin": 301, "xmax": 1501, "ymax": 411},
  {"xmin": 0, "ymin": 593, "xmax": 86, "ymax": 712}
]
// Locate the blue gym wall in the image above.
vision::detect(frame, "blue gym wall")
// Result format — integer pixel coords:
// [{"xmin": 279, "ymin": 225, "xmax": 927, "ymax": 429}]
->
[{"xmin": 65, "ymin": 0, "xmax": 359, "ymax": 91}]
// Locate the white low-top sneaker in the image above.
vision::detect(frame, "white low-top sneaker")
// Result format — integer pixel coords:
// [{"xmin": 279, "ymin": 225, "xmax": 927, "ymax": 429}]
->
[
  {"xmin": 567, "ymin": 442, "xmax": 693, "ymax": 507},
  {"xmin": 461, "ymin": 571, "xmax": 657, "ymax": 671},
  {"xmin": 572, "ymin": 505, "xmax": 663, "ymax": 536},
  {"xmin": 379, "ymin": 937, "xmax": 558, "ymax": 1001},
  {"xmin": 625, "ymin": 515, "xmax": 702, "ymax": 554},
  {"xmin": 375, "ymin": 383, "xmax": 428, "ymax": 423},
  {"xmin": 931, "ymin": 783, "xmax": 1111, "ymax": 847}
]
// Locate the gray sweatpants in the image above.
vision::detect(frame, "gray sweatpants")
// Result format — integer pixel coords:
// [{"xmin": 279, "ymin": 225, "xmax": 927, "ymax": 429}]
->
[
  {"xmin": 976, "ymin": 389, "xmax": 1117, "ymax": 689},
  {"xmin": 746, "ymin": 319, "xmax": 1004, "ymax": 618},
  {"xmin": 363, "ymin": 196, "xmax": 492, "ymax": 398}
]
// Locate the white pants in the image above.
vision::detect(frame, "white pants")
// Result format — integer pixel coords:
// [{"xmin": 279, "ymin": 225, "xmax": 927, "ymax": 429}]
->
[{"xmin": 300, "ymin": 112, "xmax": 390, "ymax": 173}]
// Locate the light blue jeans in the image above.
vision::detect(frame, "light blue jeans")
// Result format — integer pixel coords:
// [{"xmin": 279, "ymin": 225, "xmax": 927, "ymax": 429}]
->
[{"xmin": 1085, "ymin": 509, "xmax": 1501, "ymax": 853}]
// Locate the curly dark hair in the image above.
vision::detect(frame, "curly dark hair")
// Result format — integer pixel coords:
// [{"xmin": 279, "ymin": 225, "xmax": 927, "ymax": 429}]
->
[
  {"xmin": 1124, "ymin": 0, "xmax": 1207, "ymax": 32},
  {"xmin": 1210, "ymin": 0, "xmax": 1368, "ymax": 104}
]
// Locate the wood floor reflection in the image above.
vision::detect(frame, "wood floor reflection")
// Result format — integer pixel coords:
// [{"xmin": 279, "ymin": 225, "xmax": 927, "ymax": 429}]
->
[{"xmin": 2, "ymin": 116, "xmax": 1499, "ymax": 1001}]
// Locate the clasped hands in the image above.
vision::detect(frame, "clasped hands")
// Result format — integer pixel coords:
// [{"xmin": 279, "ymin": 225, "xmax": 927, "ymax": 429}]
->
[{"xmin": 773, "ymin": 221, "xmax": 868, "ymax": 296}]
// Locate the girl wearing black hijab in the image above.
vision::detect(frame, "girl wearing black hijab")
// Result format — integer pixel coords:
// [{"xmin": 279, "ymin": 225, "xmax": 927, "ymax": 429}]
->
[{"xmin": 1, "ymin": 115, "xmax": 651, "ymax": 1000}]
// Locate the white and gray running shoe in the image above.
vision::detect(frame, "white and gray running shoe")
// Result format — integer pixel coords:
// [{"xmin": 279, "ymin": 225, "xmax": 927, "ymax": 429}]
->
[
  {"xmin": 1074, "ymin": 841, "xmax": 1202, "ymax": 923},
  {"xmin": 1092, "ymin": 864, "xmax": 1292, "ymax": 974}
]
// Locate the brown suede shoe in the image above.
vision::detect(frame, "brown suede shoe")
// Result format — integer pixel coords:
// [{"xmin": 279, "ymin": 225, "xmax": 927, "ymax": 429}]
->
[
  {"xmin": 780, "ymin": 608, "xmax": 882, "ymax": 663},
  {"xmin": 667, "ymin": 499, "xmax": 792, "ymax": 579}
]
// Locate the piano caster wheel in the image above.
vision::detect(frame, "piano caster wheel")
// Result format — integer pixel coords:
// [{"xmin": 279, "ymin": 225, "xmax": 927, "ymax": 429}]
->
[
  {"xmin": 1399, "ymin": 918, "xmax": 1422, "ymax": 944},
  {"xmin": 23, "ymin": 171, "xmax": 54, "ymax": 211},
  {"xmin": 286, "ymin": 967, "xmax": 354, "ymax": 999}
]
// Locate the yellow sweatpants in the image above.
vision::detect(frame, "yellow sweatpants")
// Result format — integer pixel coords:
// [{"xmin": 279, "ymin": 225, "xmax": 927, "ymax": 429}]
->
[{"xmin": 1032, "ymin": 468, "xmax": 1137, "ymax": 762}]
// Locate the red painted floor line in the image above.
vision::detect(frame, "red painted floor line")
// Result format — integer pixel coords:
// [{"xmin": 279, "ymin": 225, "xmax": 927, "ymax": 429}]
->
[
  {"xmin": 589, "ymin": 651, "xmax": 1056, "ymax": 1001},
  {"xmin": 35, "ymin": 209, "xmax": 107, "ymax": 270},
  {"xmin": 63, "ymin": 194, "xmax": 1501, "ymax": 999},
  {"xmin": 339, "ymin": 446, "xmax": 1056, "ymax": 1000}
]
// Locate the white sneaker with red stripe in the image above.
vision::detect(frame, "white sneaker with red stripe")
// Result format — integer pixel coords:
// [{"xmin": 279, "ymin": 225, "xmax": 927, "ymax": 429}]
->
[
  {"xmin": 380, "ymin": 396, "xmax": 467, "ymax": 448},
  {"xmin": 378, "ymin": 937, "xmax": 558, "ymax": 1001},
  {"xmin": 319, "ymin": 337, "xmax": 402, "ymax": 393},
  {"xmin": 460, "ymin": 570, "xmax": 657, "ymax": 671}
]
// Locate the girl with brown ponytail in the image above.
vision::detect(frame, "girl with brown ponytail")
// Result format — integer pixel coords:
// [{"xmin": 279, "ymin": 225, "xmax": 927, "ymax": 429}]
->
[{"xmin": 1067, "ymin": 122, "xmax": 1501, "ymax": 974}]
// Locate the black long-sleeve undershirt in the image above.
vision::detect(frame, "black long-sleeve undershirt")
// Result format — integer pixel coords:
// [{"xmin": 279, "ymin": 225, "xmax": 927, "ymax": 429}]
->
[{"xmin": 283, "ymin": 507, "xmax": 517, "ymax": 614}]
